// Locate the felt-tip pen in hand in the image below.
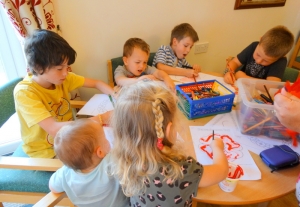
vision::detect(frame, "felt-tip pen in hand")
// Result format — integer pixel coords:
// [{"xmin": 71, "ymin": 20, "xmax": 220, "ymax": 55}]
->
[
  {"xmin": 212, "ymin": 130, "xmax": 214, "ymax": 140},
  {"xmin": 182, "ymin": 65, "xmax": 193, "ymax": 69}
]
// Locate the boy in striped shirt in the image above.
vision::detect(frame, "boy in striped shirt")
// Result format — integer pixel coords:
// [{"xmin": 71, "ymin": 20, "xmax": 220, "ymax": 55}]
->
[{"xmin": 153, "ymin": 23, "xmax": 201, "ymax": 78}]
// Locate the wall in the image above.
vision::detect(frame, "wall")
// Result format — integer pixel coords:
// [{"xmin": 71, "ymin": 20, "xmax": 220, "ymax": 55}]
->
[{"xmin": 53, "ymin": 0, "xmax": 300, "ymax": 100}]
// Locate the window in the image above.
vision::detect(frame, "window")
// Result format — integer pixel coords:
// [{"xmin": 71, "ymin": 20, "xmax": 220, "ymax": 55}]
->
[{"xmin": 0, "ymin": 7, "xmax": 26, "ymax": 86}]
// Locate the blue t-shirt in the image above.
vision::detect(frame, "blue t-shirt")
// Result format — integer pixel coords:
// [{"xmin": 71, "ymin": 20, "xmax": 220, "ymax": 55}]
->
[{"xmin": 49, "ymin": 153, "xmax": 128, "ymax": 207}]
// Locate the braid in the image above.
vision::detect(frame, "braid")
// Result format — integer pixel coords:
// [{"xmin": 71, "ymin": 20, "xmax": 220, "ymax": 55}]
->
[{"xmin": 152, "ymin": 99, "xmax": 164, "ymax": 139}]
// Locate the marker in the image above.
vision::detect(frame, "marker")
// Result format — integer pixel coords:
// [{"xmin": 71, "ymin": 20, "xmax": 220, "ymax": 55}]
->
[
  {"xmin": 260, "ymin": 94, "xmax": 272, "ymax": 103},
  {"xmin": 213, "ymin": 130, "xmax": 214, "ymax": 140},
  {"xmin": 182, "ymin": 65, "xmax": 193, "ymax": 69},
  {"xmin": 108, "ymin": 94, "xmax": 115, "ymax": 107},
  {"xmin": 263, "ymin": 85, "xmax": 273, "ymax": 104}
]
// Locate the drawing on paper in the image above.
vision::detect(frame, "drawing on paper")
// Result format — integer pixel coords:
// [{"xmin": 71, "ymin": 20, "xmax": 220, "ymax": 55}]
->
[{"xmin": 198, "ymin": 133, "xmax": 243, "ymax": 162}]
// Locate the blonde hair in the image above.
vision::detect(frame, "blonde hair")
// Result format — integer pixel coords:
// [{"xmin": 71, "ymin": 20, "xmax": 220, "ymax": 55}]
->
[
  {"xmin": 54, "ymin": 119, "xmax": 103, "ymax": 171},
  {"xmin": 109, "ymin": 81, "xmax": 186, "ymax": 196},
  {"xmin": 170, "ymin": 23, "xmax": 199, "ymax": 46},
  {"xmin": 260, "ymin": 25, "xmax": 294, "ymax": 58},
  {"xmin": 123, "ymin": 38, "xmax": 150, "ymax": 57}
]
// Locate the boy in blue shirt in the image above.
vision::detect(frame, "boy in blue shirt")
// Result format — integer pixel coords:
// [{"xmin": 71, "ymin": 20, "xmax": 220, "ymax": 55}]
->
[
  {"xmin": 152, "ymin": 23, "xmax": 201, "ymax": 78},
  {"xmin": 224, "ymin": 25, "xmax": 294, "ymax": 84}
]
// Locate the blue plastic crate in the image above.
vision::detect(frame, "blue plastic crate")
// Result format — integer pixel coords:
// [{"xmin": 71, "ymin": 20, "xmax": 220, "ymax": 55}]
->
[{"xmin": 176, "ymin": 80, "xmax": 235, "ymax": 119}]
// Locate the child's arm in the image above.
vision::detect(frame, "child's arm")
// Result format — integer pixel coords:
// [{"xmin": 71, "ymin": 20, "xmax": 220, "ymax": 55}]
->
[
  {"xmin": 198, "ymin": 138, "xmax": 228, "ymax": 187},
  {"xmin": 39, "ymin": 112, "xmax": 111, "ymax": 138},
  {"xmin": 152, "ymin": 70, "xmax": 175, "ymax": 91},
  {"xmin": 83, "ymin": 77, "xmax": 114, "ymax": 95},
  {"xmin": 156, "ymin": 63, "xmax": 199, "ymax": 78},
  {"xmin": 116, "ymin": 75, "xmax": 158, "ymax": 86},
  {"xmin": 49, "ymin": 184, "xmax": 62, "ymax": 194},
  {"xmin": 39, "ymin": 117, "xmax": 72, "ymax": 138},
  {"xmin": 223, "ymin": 57, "xmax": 242, "ymax": 84},
  {"xmin": 235, "ymin": 71, "xmax": 281, "ymax": 82},
  {"xmin": 49, "ymin": 171, "xmax": 64, "ymax": 194}
]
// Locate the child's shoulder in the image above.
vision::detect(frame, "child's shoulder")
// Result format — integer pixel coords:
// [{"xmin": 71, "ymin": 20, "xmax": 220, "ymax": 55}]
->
[
  {"xmin": 157, "ymin": 45, "xmax": 172, "ymax": 51},
  {"xmin": 179, "ymin": 156, "xmax": 203, "ymax": 173}
]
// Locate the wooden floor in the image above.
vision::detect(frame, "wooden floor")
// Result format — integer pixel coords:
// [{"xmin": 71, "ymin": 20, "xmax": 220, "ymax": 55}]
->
[{"xmin": 197, "ymin": 191, "xmax": 298, "ymax": 207}]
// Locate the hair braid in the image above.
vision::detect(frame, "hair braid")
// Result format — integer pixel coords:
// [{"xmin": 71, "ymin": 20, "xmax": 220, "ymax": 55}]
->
[{"xmin": 152, "ymin": 99, "xmax": 164, "ymax": 139}]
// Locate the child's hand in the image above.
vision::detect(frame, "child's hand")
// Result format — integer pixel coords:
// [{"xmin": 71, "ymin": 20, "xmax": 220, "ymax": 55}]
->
[
  {"xmin": 184, "ymin": 69, "xmax": 199, "ymax": 78},
  {"xmin": 164, "ymin": 78, "xmax": 175, "ymax": 92},
  {"xmin": 193, "ymin": 64, "xmax": 201, "ymax": 74},
  {"xmin": 138, "ymin": 75, "xmax": 157, "ymax": 81},
  {"xmin": 224, "ymin": 72, "xmax": 235, "ymax": 84},
  {"xmin": 210, "ymin": 137, "xmax": 224, "ymax": 151}
]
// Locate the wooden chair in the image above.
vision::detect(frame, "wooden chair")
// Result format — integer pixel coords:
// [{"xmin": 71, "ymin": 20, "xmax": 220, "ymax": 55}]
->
[
  {"xmin": 288, "ymin": 36, "xmax": 300, "ymax": 70},
  {"xmin": 33, "ymin": 192, "xmax": 67, "ymax": 207},
  {"xmin": 282, "ymin": 67, "xmax": 300, "ymax": 82},
  {"xmin": 0, "ymin": 77, "xmax": 85, "ymax": 207},
  {"xmin": 107, "ymin": 52, "xmax": 156, "ymax": 87}
]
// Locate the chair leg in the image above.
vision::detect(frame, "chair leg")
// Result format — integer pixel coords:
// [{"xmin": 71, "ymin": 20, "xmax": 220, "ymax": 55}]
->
[{"xmin": 0, "ymin": 202, "xmax": 3, "ymax": 207}]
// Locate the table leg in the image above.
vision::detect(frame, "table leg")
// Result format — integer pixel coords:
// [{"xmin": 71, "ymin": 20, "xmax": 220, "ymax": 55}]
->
[{"xmin": 256, "ymin": 201, "xmax": 270, "ymax": 207}]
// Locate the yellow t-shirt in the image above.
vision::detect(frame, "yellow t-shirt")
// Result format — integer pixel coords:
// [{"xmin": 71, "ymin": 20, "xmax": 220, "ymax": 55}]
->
[{"xmin": 14, "ymin": 72, "xmax": 85, "ymax": 158}]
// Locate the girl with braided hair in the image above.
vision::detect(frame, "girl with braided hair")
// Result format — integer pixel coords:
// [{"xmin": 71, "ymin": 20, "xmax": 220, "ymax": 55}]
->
[{"xmin": 108, "ymin": 81, "xmax": 228, "ymax": 207}]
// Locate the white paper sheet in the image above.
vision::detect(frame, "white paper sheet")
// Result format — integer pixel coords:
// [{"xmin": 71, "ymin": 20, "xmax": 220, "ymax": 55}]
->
[
  {"xmin": 77, "ymin": 94, "xmax": 114, "ymax": 116},
  {"xmin": 190, "ymin": 126, "xmax": 261, "ymax": 180}
]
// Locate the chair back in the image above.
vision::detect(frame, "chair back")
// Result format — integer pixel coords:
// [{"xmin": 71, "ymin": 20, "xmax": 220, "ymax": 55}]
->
[
  {"xmin": 282, "ymin": 67, "xmax": 300, "ymax": 82},
  {"xmin": 0, "ymin": 77, "xmax": 22, "ymax": 127},
  {"xmin": 107, "ymin": 52, "xmax": 156, "ymax": 87},
  {"xmin": 288, "ymin": 36, "xmax": 300, "ymax": 70}
]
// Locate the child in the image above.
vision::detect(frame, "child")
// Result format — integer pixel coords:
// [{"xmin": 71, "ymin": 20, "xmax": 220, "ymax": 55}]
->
[
  {"xmin": 14, "ymin": 29, "xmax": 114, "ymax": 158},
  {"xmin": 114, "ymin": 37, "xmax": 175, "ymax": 91},
  {"xmin": 49, "ymin": 118, "xmax": 128, "ymax": 207},
  {"xmin": 224, "ymin": 25, "xmax": 294, "ymax": 84},
  {"xmin": 108, "ymin": 81, "xmax": 228, "ymax": 206},
  {"xmin": 152, "ymin": 23, "xmax": 201, "ymax": 78}
]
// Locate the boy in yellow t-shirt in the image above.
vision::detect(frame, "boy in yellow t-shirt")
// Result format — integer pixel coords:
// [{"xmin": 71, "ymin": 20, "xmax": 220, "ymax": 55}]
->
[{"xmin": 14, "ymin": 29, "xmax": 114, "ymax": 158}]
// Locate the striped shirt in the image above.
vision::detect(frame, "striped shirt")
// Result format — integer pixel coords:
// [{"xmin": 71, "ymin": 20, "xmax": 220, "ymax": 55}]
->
[{"xmin": 152, "ymin": 45, "xmax": 191, "ymax": 68}]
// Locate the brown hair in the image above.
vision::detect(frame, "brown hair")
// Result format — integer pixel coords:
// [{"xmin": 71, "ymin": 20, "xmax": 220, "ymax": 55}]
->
[
  {"xmin": 123, "ymin": 38, "xmax": 150, "ymax": 57},
  {"xmin": 54, "ymin": 119, "xmax": 103, "ymax": 171},
  {"xmin": 170, "ymin": 23, "xmax": 199, "ymax": 46},
  {"xmin": 260, "ymin": 25, "xmax": 294, "ymax": 58},
  {"xmin": 25, "ymin": 29, "xmax": 76, "ymax": 76}
]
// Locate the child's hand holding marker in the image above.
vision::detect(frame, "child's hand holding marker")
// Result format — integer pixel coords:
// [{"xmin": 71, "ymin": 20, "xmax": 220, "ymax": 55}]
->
[{"xmin": 182, "ymin": 65, "xmax": 200, "ymax": 78}]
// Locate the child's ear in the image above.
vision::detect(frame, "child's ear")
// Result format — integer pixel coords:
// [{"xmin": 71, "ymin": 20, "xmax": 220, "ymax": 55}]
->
[
  {"xmin": 95, "ymin": 147, "xmax": 106, "ymax": 159},
  {"xmin": 172, "ymin": 38, "xmax": 178, "ymax": 46},
  {"xmin": 123, "ymin": 56, "xmax": 128, "ymax": 66}
]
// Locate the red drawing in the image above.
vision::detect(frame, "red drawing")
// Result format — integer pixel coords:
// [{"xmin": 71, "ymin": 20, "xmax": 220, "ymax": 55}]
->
[{"xmin": 199, "ymin": 133, "xmax": 243, "ymax": 161}]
